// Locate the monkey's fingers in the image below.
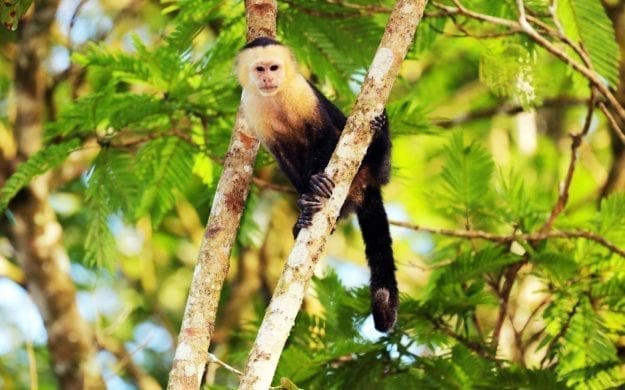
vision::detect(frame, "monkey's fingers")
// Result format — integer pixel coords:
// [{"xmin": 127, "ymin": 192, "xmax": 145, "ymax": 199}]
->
[
  {"xmin": 370, "ymin": 112, "xmax": 388, "ymax": 134},
  {"xmin": 297, "ymin": 194, "xmax": 323, "ymax": 212},
  {"xmin": 293, "ymin": 211, "xmax": 315, "ymax": 237},
  {"xmin": 309, "ymin": 173, "xmax": 334, "ymax": 198}
]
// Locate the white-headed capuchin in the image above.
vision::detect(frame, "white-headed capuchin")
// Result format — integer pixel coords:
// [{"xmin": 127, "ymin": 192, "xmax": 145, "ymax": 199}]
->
[{"xmin": 236, "ymin": 37, "xmax": 398, "ymax": 332}]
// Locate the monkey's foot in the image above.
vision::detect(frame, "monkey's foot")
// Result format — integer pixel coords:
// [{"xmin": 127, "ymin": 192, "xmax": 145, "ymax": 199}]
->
[
  {"xmin": 371, "ymin": 286, "xmax": 398, "ymax": 333},
  {"xmin": 370, "ymin": 111, "xmax": 388, "ymax": 134},
  {"xmin": 309, "ymin": 173, "xmax": 334, "ymax": 199},
  {"xmin": 293, "ymin": 193, "xmax": 324, "ymax": 238}
]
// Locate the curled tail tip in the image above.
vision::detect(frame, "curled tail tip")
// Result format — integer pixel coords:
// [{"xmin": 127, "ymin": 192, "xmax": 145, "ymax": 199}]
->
[{"xmin": 372, "ymin": 287, "xmax": 398, "ymax": 333}]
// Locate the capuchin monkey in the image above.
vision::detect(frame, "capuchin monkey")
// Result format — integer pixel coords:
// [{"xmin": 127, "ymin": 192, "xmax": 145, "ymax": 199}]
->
[{"xmin": 236, "ymin": 37, "xmax": 398, "ymax": 332}]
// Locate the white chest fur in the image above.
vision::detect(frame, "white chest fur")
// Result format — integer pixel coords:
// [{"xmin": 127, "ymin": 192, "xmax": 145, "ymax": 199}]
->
[{"xmin": 241, "ymin": 75, "xmax": 319, "ymax": 145}]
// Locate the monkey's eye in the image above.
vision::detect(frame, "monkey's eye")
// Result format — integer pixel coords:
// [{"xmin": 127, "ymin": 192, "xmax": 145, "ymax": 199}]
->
[
  {"xmin": 270, "ymin": 65, "xmax": 279, "ymax": 71},
  {"xmin": 256, "ymin": 66, "xmax": 264, "ymax": 72}
]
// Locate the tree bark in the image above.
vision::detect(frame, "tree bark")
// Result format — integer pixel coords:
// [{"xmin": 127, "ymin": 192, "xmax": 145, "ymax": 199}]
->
[
  {"xmin": 167, "ymin": 1, "xmax": 276, "ymax": 388},
  {"xmin": 238, "ymin": 1, "xmax": 428, "ymax": 389},
  {"xmin": 3, "ymin": 1, "xmax": 104, "ymax": 388}
]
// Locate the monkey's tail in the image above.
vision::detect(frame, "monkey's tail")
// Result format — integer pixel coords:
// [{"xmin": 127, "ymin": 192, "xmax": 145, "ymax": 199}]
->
[{"xmin": 357, "ymin": 186, "xmax": 398, "ymax": 333}]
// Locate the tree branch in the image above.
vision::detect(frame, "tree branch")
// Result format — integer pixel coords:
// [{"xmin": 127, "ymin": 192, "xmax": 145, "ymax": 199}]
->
[
  {"xmin": 166, "ymin": 1, "xmax": 275, "ymax": 388},
  {"xmin": 389, "ymin": 220, "xmax": 625, "ymax": 259},
  {"xmin": 238, "ymin": 1, "xmax": 428, "ymax": 388},
  {"xmin": 541, "ymin": 89, "xmax": 596, "ymax": 233},
  {"xmin": 432, "ymin": 0, "xmax": 625, "ymax": 142}
]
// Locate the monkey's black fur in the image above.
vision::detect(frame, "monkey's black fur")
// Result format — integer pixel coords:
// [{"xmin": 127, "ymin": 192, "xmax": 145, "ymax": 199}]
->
[{"xmin": 239, "ymin": 38, "xmax": 398, "ymax": 332}]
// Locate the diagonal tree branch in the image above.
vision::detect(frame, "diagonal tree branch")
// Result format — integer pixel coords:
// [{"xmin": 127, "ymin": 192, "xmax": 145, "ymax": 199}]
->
[
  {"xmin": 238, "ymin": 1, "xmax": 428, "ymax": 388},
  {"xmin": 166, "ymin": 1, "xmax": 275, "ymax": 388}
]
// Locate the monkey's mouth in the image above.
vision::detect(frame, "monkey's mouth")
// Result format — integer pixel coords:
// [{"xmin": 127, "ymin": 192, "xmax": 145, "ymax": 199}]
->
[{"xmin": 259, "ymin": 86, "xmax": 278, "ymax": 94}]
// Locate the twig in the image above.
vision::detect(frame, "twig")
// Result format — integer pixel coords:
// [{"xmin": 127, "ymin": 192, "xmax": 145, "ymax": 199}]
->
[
  {"xmin": 252, "ymin": 177, "xmax": 296, "ymax": 193},
  {"xmin": 428, "ymin": 314, "xmax": 494, "ymax": 360},
  {"xmin": 389, "ymin": 220, "xmax": 625, "ymax": 259},
  {"xmin": 541, "ymin": 89, "xmax": 596, "ymax": 233},
  {"xmin": 434, "ymin": 97, "xmax": 586, "ymax": 129},
  {"xmin": 432, "ymin": 0, "xmax": 625, "ymax": 130},
  {"xmin": 492, "ymin": 261, "xmax": 525, "ymax": 350},
  {"xmin": 599, "ymin": 101, "xmax": 625, "ymax": 144},
  {"xmin": 208, "ymin": 353, "xmax": 244, "ymax": 377},
  {"xmin": 325, "ymin": 0, "xmax": 392, "ymax": 14}
]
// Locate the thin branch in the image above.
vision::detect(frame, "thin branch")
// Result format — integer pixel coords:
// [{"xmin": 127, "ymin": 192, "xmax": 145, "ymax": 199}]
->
[
  {"xmin": 599, "ymin": 101, "xmax": 625, "ymax": 144},
  {"xmin": 433, "ymin": 97, "xmax": 586, "ymax": 129},
  {"xmin": 541, "ymin": 89, "xmax": 596, "ymax": 233},
  {"xmin": 389, "ymin": 220, "xmax": 625, "ymax": 259},
  {"xmin": 433, "ymin": 0, "xmax": 625, "ymax": 137},
  {"xmin": 428, "ymin": 314, "xmax": 495, "ymax": 360},
  {"xmin": 208, "ymin": 353, "xmax": 244, "ymax": 377},
  {"xmin": 325, "ymin": 0, "xmax": 392, "ymax": 14},
  {"xmin": 167, "ymin": 0, "xmax": 274, "ymax": 387},
  {"xmin": 492, "ymin": 261, "xmax": 525, "ymax": 350},
  {"xmin": 252, "ymin": 177, "xmax": 296, "ymax": 193}
]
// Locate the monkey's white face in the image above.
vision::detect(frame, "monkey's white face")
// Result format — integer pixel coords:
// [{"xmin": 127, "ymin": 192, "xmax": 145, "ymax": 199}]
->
[{"xmin": 249, "ymin": 59, "xmax": 285, "ymax": 97}]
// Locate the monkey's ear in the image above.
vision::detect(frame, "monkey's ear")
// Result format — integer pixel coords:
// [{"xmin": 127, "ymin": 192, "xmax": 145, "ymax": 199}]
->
[{"xmin": 234, "ymin": 50, "xmax": 250, "ymax": 87}]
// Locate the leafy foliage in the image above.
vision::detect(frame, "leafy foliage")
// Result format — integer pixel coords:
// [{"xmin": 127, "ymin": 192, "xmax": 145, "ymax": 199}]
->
[
  {"xmin": 134, "ymin": 137, "xmax": 194, "ymax": 225},
  {"xmin": 0, "ymin": 139, "xmax": 81, "ymax": 212},
  {"xmin": 436, "ymin": 132, "xmax": 495, "ymax": 227},
  {"xmin": 557, "ymin": 0, "xmax": 621, "ymax": 87}
]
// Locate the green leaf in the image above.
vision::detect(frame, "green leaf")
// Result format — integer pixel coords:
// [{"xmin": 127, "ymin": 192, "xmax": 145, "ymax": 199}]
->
[
  {"xmin": 596, "ymin": 193, "xmax": 625, "ymax": 239},
  {"xmin": 430, "ymin": 247, "xmax": 518, "ymax": 288},
  {"xmin": 557, "ymin": 0, "xmax": 620, "ymax": 87},
  {"xmin": 280, "ymin": 8, "xmax": 383, "ymax": 98},
  {"xmin": 437, "ymin": 131, "xmax": 495, "ymax": 225},
  {"xmin": 84, "ymin": 151, "xmax": 119, "ymax": 267},
  {"xmin": 0, "ymin": 139, "xmax": 82, "ymax": 212},
  {"xmin": 557, "ymin": 298, "xmax": 622, "ymax": 387},
  {"xmin": 134, "ymin": 137, "xmax": 194, "ymax": 225}
]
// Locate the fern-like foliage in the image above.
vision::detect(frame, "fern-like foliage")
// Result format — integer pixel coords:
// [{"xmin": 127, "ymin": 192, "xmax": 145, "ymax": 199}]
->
[
  {"xmin": 437, "ymin": 131, "xmax": 495, "ymax": 227},
  {"xmin": 556, "ymin": 298, "xmax": 624, "ymax": 388},
  {"xmin": 134, "ymin": 137, "xmax": 194, "ymax": 226},
  {"xmin": 0, "ymin": 138, "xmax": 81, "ymax": 212},
  {"xmin": 83, "ymin": 150, "xmax": 123, "ymax": 267},
  {"xmin": 557, "ymin": 0, "xmax": 620, "ymax": 87},
  {"xmin": 280, "ymin": 2, "xmax": 383, "ymax": 99}
]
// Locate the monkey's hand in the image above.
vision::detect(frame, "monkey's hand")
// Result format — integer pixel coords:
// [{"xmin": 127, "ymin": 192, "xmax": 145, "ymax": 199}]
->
[
  {"xmin": 370, "ymin": 111, "xmax": 388, "ymax": 134},
  {"xmin": 292, "ymin": 173, "xmax": 335, "ymax": 237},
  {"xmin": 308, "ymin": 173, "xmax": 334, "ymax": 198}
]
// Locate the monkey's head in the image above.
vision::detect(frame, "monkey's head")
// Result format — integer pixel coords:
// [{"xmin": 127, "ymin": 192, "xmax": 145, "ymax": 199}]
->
[{"xmin": 236, "ymin": 37, "xmax": 296, "ymax": 97}]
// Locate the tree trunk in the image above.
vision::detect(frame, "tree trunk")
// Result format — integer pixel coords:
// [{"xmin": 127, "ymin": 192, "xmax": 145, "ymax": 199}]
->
[
  {"xmin": 3, "ymin": 1, "xmax": 104, "ymax": 388},
  {"xmin": 167, "ymin": 1, "xmax": 276, "ymax": 387}
]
